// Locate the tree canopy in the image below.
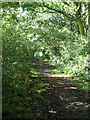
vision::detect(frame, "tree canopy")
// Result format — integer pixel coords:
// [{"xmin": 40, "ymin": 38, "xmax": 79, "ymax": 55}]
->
[
  {"xmin": 2, "ymin": 1, "xmax": 89, "ymax": 119},
  {"xmin": 22, "ymin": 1, "xmax": 90, "ymax": 38}
]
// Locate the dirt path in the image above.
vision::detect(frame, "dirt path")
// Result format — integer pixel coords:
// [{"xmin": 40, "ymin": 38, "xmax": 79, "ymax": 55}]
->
[{"xmin": 34, "ymin": 59, "xmax": 89, "ymax": 119}]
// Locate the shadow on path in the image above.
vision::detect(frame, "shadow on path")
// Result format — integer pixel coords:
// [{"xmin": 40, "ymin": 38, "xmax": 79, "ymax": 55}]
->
[{"xmin": 34, "ymin": 59, "xmax": 89, "ymax": 119}]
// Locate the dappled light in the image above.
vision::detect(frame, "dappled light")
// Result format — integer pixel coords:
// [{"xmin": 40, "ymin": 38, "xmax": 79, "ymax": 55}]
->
[
  {"xmin": 2, "ymin": 2, "xmax": 89, "ymax": 119},
  {"xmin": 34, "ymin": 59, "xmax": 89, "ymax": 118},
  {"xmin": 65, "ymin": 87, "xmax": 77, "ymax": 90}
]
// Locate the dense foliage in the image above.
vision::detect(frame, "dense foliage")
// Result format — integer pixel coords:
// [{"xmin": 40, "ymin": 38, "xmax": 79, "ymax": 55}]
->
[
  {"xmin": 2, "ymin": 1, "xmax": 89, "ymax": 119},
  {"xmin": 2, "ymin": 7, "xmax": 47, "ymax": 118}
]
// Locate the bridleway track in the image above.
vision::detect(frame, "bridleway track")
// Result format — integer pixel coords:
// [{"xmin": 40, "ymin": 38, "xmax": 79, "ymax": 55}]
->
[{"xmin": 34, "ymin": 59, "xmax": 89, "ymax": 119}]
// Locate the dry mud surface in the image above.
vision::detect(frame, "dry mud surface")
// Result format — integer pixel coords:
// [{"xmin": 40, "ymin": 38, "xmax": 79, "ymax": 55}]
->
[{"xmin": 34, "ymin": 59, "xmax": 89, "ymax": 119}]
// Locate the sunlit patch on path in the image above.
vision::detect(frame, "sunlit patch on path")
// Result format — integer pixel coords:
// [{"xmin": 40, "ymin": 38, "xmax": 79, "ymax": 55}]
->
[{"xmin": 44, "ymin": 73, "xmax": 72, "ymax": 77}]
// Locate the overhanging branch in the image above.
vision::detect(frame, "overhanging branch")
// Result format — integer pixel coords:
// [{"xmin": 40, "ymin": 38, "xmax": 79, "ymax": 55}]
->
[
  {"xmin": 42, "ymin": 2, "xmax": 75, "ymax": 21},
  {"xmin": 62, "ymin": 2, "xmax": 76, "ymax": 14}
]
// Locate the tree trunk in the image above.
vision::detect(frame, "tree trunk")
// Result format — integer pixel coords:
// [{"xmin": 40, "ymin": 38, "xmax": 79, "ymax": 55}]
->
[{"xmin": 76, "ymin": 20, "xmax": 85, "ymax": 38}]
